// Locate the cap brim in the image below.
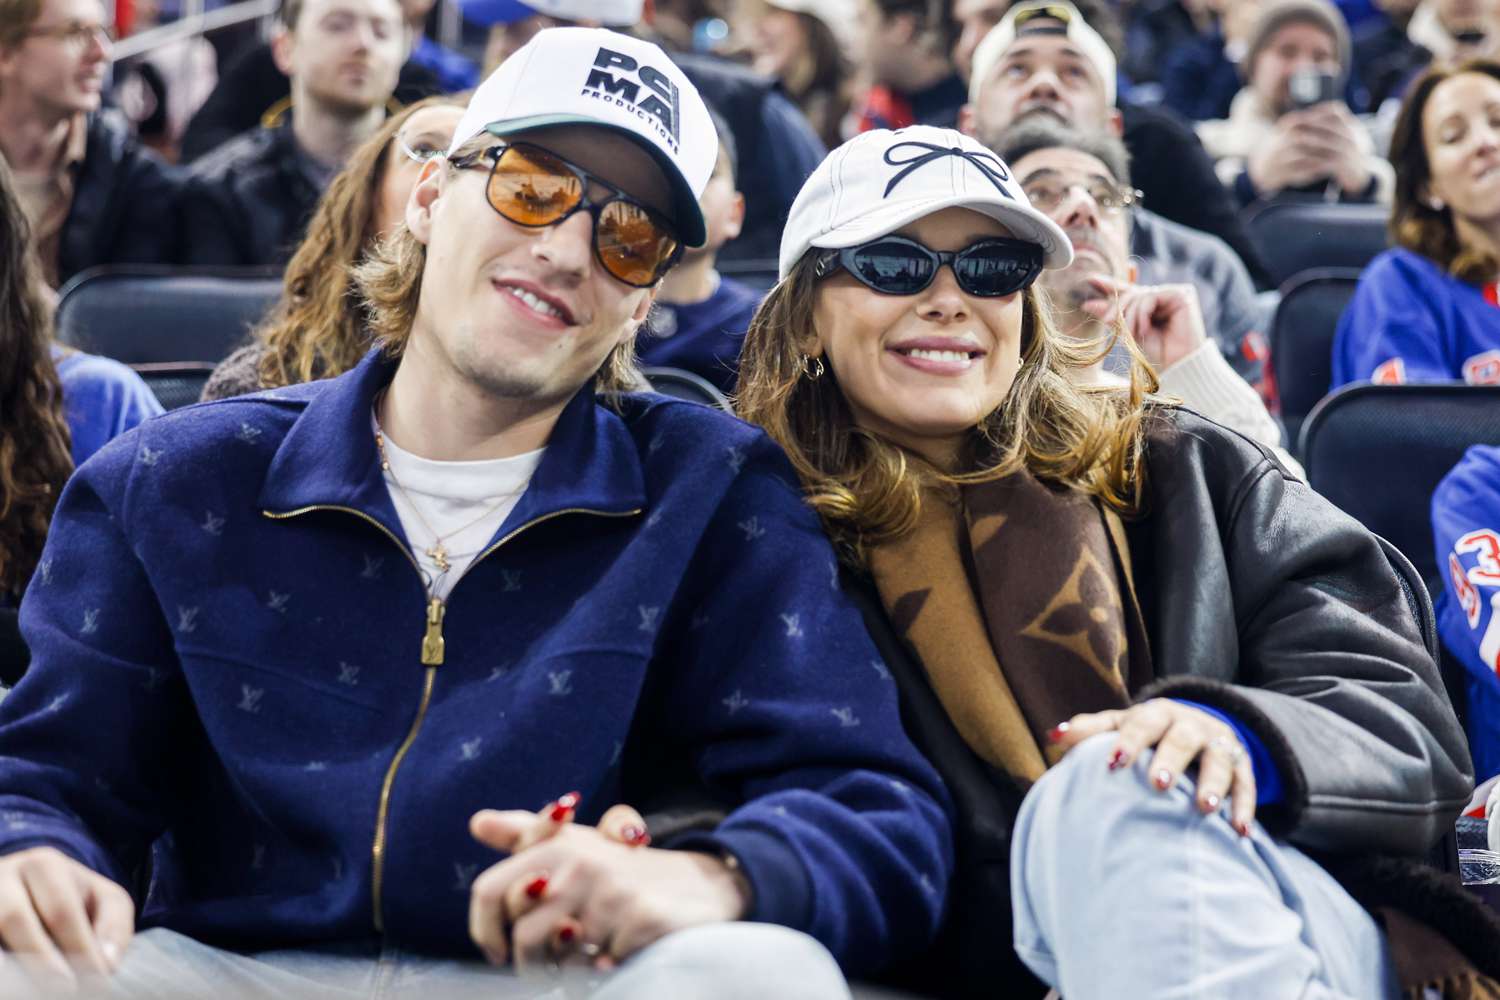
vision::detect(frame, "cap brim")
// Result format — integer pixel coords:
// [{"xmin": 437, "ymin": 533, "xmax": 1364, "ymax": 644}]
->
[
  {"xmin": 484, "ymin": 116, "xmax": 708, "ymax": 249},
  {"xmin": 458, "ymin": 0, "xmax": 536, "ymax": 25},
  {"xmin": 811, "ymin": 193, "xmax": 1073, "ymax": 269}
]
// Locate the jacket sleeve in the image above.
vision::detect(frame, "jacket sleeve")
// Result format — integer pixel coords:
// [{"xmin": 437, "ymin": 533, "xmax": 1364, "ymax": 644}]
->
[
  {"xmin": 0, "ymin": 435, "xmax": 184, "ymax": 890},
  {"xmin": 115, "ymin": 141, "xmax": 184, "ymax": 267},
  {"xmin": 653, "ymin": 437, "xmax": 953, "ymax": 975},
  {"xmin": 1433, "ymin": 447, "xmax": 1500, "ymax": 687},
  {"xmin": 1332, "ymin": 252, "xmax": 1451, "ymax": 389},
  {"xmin": 1141, "ymin": 445, "xmax": 1473, "ymax": 855},
  {"xmin": 177, "ymin": 173, "xmax": 248, "ymax": 267}
]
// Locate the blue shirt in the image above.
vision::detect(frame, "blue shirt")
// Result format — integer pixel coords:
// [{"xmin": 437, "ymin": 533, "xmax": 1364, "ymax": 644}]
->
[
  {"xmin": 53, "ymin": 346, "xmax": 162, "ymax": 467},
  {"xmin": 637, "ymin": 276, "xmax": 763, "ymax": 396},
  {"xmin": 1333, "ymin": 248, "xmax": 1500, "ymax": 390}
]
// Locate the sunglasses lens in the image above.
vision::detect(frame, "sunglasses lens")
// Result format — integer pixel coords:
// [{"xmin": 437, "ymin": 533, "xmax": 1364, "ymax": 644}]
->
[
  {"xmin": 848, "ymin": 241, "xmax": 936, "ymax": 295},
  {"xmin": 955, "ymin": 241, "xmax": 1042, "ymax": 296},
  {"xmin": 488, "ymin": 145, "xmax": 582, "ymax": 225},
  {"xmin": 598, "ymin": 200, "xmax": 679, "ymax": 286}
]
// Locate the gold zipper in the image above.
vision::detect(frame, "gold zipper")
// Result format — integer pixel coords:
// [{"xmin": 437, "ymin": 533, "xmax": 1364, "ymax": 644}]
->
[{"xmin": 262, "ymin": 503, "xmax": 641, "ymax": 933}]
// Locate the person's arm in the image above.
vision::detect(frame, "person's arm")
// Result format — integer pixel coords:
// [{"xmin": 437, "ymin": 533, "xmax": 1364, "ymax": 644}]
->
[
  {"xmin": 1156, "ymin": 341, "xmax": 1302, "ymax": 475},
  {"xmin": 176, "ymin": 173, "xmax": 247, "ymax": 268},
  {"xmin": 1433, "ymin": 446, "xmax": 1500, "ymax": 688},
  {"xmin": 1331, "ymin": 253, "xmax": 1454, "ymax": 389}
]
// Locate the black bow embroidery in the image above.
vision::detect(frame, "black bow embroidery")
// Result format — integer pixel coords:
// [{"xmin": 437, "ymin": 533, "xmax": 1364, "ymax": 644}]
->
[{"xmin": 882, "ymin": 141, "xmax": 1016, "ymax": 199}]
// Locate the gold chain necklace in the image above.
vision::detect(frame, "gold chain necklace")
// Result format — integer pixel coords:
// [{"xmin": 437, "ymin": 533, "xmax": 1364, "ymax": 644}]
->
[{"xmin": 372, "ymin": 410, "xmax": 529, "ymax": 576}]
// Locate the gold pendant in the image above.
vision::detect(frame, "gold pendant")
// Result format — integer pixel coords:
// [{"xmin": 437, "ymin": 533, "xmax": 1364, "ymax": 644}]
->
[{"xmin": 427, "ymin": 543, "xmax": 451, "ymax": 573}]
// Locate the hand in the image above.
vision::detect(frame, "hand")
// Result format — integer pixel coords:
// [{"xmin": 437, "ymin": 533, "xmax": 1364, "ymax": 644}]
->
[
  {"xmin": 467, "ymin": 804, "xmax": 746, "ymax": 973},
  {"xmin": 1050, "ymin": 699, "xmax": 1257, "ymax": 836},
  {"xmin": 1247, "ymin": 113, "xmax": 1336, "ymax": 193},
  {"xmin": 1286, "ymin": 103, "xmax": 1371, "ymax": 196},
  {"xmin": 0, "ymin": 847, "xmax": 134, "ymax": 987},
  {"xmin": 1080, "ymin": 276, "xmax": 1207, "ymax": 371}
]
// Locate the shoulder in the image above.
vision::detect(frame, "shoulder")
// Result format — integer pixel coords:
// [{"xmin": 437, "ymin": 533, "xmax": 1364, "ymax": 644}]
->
[
  {"xmin": 187, "ymin": 126, "xmax": 275, "ymax": 181},
  {"xmin": 1135, "ymin": 208, "xmax": 1247, "ymax": 275},
  {"xmin": 1435, "ymin": 445, "xmax": 1500, "ymax": 513},
  {"xmin": 1361, "ymin": 247, "xmax": 1446, "ymax": 286},
  {"xmin": 56, "ymin": 351, "xmax": 157, "ymax": 409},
  {"xmin": 613, "ymin": 393, "xmax": 802, "ymax": 494},
  {"xmin": 1139, "ymin": 404, "xmax": 1287, "ymax": 499}
]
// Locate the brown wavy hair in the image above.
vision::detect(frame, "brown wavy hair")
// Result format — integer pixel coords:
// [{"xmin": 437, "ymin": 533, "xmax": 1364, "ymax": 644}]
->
[
  {"xmin": 253, "ymin": 95, "xmax": 465, "ymax": 391},
  {"xmin": 0, "ymin": 0, "xmax": 43, "ymax": 51},
  {"xmin": 1389, "ymin": 60, "xmax": 1500, "ymax": 285},
  {"xmin": 353, "ymin": 132, "xmax": 645, "ymax": 393},
  {"xmin": 0, "ymin": 157, "xmax": 73, "ymax": 599},
  {"xmin": 736, "ymin": 254, "xmax": 1156, "ymax": 565}
]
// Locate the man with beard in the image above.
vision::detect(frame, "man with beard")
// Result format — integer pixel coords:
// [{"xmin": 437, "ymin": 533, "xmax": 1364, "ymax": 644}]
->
[
  {"xmin": 179, "ymin": 0, "xmax": 407, "ymax": 267},
  {"xmin": 1000, "ymin": 118, "xmax": 1299, "ymax": 470},
  {"xmin": 965, "ymin": 0, "xmax": 1274, "ymax": 395}
]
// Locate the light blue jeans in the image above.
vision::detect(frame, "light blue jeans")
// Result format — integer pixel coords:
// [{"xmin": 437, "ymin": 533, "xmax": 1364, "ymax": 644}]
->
[
  {"xmin": 21, "ymin": 922, "xmax": 851, "ymax": 1000},
  {"xmin": 1011, "ymin": 733, "xmax": 1401, "ymax": 1000}
]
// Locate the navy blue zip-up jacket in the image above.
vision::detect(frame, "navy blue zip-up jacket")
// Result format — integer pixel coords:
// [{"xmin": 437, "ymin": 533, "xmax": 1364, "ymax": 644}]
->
[{"xmin": 4, "ymin": 350, "xmax": 953, "ymax": 974}]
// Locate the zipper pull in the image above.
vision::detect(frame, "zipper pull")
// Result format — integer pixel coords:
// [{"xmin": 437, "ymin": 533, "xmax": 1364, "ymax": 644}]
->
[{"xmin": 421, "ymin": 597, "xmax": 445, "ymax": 665}]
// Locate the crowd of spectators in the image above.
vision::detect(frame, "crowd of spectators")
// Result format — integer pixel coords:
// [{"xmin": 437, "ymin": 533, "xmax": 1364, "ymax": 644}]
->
[{"xmin": 6, "ymin": 0, "xmax": 1500, "ymax": 995}]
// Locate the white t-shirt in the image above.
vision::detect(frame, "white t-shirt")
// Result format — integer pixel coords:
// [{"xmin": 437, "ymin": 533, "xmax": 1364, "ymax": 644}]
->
[{"xmin": 374, "ymin": 416, "xmax": 544, "ymax": 600}]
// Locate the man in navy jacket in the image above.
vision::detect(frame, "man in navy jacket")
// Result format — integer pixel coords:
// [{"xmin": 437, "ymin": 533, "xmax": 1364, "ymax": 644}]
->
[{"xmin": 0, "ymin": 26, "xmax": 951, "ymax": 997}]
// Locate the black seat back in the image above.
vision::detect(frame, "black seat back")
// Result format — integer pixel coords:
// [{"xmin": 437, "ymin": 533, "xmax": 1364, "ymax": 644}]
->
[
  {"xmin": 641, "ymin": 366, "xmax": 732, "ymax": 412},
  {"xmin": 1271, "ymin": 268, "xmax": 1361, "ymax": 452},
  {"xmin": 134, "ymin": 362, "xmax": 218, "ymax": 411},
  {"xmin": 55, "ymin": 266, "xmax": 281, "ymax": 365},
  {"xmin": 1242, "ymin": 200, "xmax": 1388, "ymax": 288}
]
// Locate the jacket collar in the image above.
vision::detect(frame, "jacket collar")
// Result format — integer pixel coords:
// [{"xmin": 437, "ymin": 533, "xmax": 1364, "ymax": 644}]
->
[{"xmin": 258, "ymin": 349, "xmax": 647, "ymax": 544}]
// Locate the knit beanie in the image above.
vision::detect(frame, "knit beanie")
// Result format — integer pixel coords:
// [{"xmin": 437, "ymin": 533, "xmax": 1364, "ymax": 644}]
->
[{"xmin": 1242, "ymin": 0, "xmax": 1352, "ymax": 85}]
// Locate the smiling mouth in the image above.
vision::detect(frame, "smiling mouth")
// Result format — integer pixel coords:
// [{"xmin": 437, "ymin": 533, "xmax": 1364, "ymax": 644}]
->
[{"xmin": 494, "ymin": 281, "xmax": 574, "ymax": 325}]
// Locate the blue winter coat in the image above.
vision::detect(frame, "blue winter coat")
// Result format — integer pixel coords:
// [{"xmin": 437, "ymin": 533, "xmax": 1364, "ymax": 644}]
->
[{"xmin": 4, "ymin": 349, "xmax": 953, "ymax": 973}]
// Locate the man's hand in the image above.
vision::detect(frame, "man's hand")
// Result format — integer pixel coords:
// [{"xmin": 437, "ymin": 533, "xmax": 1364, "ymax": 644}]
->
[
  {"xmin": 1286, "ymin": 103, "xmax": 1372, "ymax": 196},
  {"xmin": 467, "ymin": 807, "xmax": 750, "ymax": 974},
  {"xmin": 1080, "ymin": 275, "xmax": 1207, "ymax": 371},
  {"xmin": 1247, "ymin": 112, "xmax": 1334, "ymax": 193},
  {"xmin": 0, "ymin": 847, "xmax": 134, "ymax": 986}
]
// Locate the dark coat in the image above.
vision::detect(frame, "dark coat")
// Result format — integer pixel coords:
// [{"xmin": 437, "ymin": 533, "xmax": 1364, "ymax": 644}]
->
[
  {"xmin": 867, "ymin": 407, "xmax": 1483, "ymax": 998},
  {"xmin": 56, "ymin": 109, "xmax": 183, "ymax": 287}
]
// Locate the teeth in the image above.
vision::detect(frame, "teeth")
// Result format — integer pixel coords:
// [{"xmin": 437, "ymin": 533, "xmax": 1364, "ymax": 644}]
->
[
  {"xmin": 505, "ymin": 286, "xmax": 564, "ymax": 320},
  {"xmin": 904, "ymin": 349, "xmax": 972, "ymax": 363}
]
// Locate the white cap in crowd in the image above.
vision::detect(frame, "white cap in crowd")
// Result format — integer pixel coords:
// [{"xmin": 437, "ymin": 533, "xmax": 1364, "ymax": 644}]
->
[
  {"xmin": 448, "ymin": 26, "xmax": 718, "ymax": 246},
  {"xmin": 969, "ymin": 0, "xmax": 1117, "ymax": 106},
  {"xmin": 778, "ymin": 125, "xmax": 1074, "ymax": 279},
  {"xmin": 459, "ymin": 0, "xmax": 644, "ymax": 26},
  {"xmin": 764, "ymin": 0, "xmax": 860, "ymax": 53}
]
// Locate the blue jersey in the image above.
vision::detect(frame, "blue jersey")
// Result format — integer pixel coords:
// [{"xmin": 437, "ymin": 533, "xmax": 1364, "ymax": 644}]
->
[
  {"xmin": 1433, "ymin": 444, "xmax": 1500, "ymax": 780},
  {"xmin": 1333, "ymin": 248, "xmax": 1500, "ymax": 389}
]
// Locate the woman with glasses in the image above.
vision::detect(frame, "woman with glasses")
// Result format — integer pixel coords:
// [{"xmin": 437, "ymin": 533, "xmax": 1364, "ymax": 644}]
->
[
  {"xmin": 736, "ymin": 126, "xmax": 1486, "ymax": 998},
  {"xmin": 202, "ymin": 95, "xmax": 465, "ymax": 401}
]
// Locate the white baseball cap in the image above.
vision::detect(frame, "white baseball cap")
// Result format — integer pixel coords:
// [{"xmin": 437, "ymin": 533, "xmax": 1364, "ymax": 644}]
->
[
  {"xmin": 448, "ymin": 27, "xmax": 717, "ymax": 247},
  {"xmin": 459, "ymin": 0, "xmax": 643, "ymax": 27},
  {"xmin": 778, "ymin": 125, "xmax": 1073, "ymax": 279},
  {"xmin": 765, "ymin": 0, "xmax": 859, "ymax": 53},
  {"xmin": 969, "ymin": 0, "xmax": 1117, "ymax": 107}
]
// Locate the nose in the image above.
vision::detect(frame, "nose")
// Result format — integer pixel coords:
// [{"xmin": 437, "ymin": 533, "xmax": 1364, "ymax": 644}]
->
[
  {"xmin": 1023, "ymin": 67, "xmax": 1061, "ymax": 100},
  {"xmin": 530, "ymin": 209, "xmax": 593, "ymax": 283},
  {"xmin": 916, "ymin": 265, "xmax": 971, "ymax": 322},
  {"xmin": 85, "ymin": 25, "xmax": 110, "ymax": 61},
  {"xmin": 1475, "ymin": 117, "xmax": 1500, "ymax": 153},
  {"xmin": 1055, "ymin": 183, "xmax": 1101, "ymax": 230}
]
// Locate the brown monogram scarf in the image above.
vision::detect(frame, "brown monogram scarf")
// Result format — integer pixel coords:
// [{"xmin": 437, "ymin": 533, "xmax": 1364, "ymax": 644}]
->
[{"xmin": 868, "ymin": 470, "xmax": 1153, "ymax": 785}]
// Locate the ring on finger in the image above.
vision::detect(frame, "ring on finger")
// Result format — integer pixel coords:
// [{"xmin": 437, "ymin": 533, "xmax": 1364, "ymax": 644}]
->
[{"xmin": 1207, "ymin": 735, "xmax": 1246, "ymax": 766}]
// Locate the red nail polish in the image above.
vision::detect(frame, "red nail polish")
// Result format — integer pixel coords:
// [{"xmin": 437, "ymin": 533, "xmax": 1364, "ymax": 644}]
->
[
  {"xmin": 1154, "ymin": 769, "xmax": 1173, "ymax": 790},
  {"xmin": 559, "ymin": 925, "xmax": 577, "ymax": 944},
  {"xmin": 1234, "ymin": 819, "xmax": 1251, "ymax": 838},
  {"xmin": 1047, "ymin": 722, "xmax": 1070, "ymax": 743},
  {"xmin": 1203, "ymin": 794, "xmax": 1221, "ymax": 812},
  {"xmin": 621, "ymin": 825, "xmax": 651, "ymax": 847},
  {"xmin": 524, "ymin": 875, "xmax": 549, "ymax": 900},
  {"xmin": 1108, "ymin": 748, "xmax": 1128, "ymax": 771},
  {"xmin": 548, "ymin": 791, "xmax": 581, "ymax": 822}
]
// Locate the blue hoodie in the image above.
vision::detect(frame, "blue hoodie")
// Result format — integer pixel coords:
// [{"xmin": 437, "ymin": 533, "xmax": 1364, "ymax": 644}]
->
[{"xmin": 6, "ymin": 350, "xmax": 952, "ymax": 972}]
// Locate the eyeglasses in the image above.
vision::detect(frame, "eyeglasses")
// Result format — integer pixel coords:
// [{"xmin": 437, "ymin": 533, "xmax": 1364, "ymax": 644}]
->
[
  {"xmin": 1022, "ymin": 177, "xmax": 1142, "ymax": 216},
  {"xmin": 813, "ymin": 235, "xmax": 1044, "ymax": 298},
  {"xmin": 24, "ymin": 20, "xmax": 113, "ymax": 48},
  {"xmin": 396, "ymin": 132, "xmax": 447, "ymax": 165},
  {"xmin": 447, "ymin": 142, "xmax": 682, "ymax": 288}
]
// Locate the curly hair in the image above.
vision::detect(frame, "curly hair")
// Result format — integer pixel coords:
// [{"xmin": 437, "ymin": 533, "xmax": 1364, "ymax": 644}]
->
[
  {"xmin": 1389, "ymin": 60, "xmax": 1500, "ymax": 285},
  {"xmin": 735, "ymin": 253, "xmax": 1156, "ymax": 566},
  {"xmin": 0, "ymin": 157, "xmax": 73, "ymax": 599},
  {"xmin": 252, "ymin": 95, "xmax": 466, "ymax": 391}
]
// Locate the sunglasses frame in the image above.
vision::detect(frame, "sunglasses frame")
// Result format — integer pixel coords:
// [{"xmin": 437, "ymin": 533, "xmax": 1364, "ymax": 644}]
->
[
  {"xmin": 813, "ymin": 234, "xmax": 1045, "ymax": 298},
  {"xmin": 448, "ymin": 141, "xmax": 683, "ymax": 288}
]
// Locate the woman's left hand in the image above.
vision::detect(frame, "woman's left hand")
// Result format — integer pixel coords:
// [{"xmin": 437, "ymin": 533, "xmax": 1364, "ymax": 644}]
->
[{"xmin": 1050, "ymin": 699, "xmax": 1257, "ymax": 836}]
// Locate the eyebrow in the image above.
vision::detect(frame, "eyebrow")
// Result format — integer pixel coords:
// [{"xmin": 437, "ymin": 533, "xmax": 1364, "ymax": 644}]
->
[
  {"xmin": 1003, "ymin": 42, "xmax": 1089, "ymax": 64},
  {"xmin": 1019, "ymin": 167, "xmax": 1118, "ymax": 186}
]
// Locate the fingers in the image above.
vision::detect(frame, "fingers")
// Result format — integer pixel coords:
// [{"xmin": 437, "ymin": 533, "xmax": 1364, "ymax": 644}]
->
[
  {"xmin": 1192, "ymin": 735, "xmax": 1237, "ymax": 815},
  {"xmin": 0, "ymin": 868, "xmax": 73, "ymax": 986},
  {"xmin": 467, "ymin": 861, "xmax": 513, "ymax": 968},
  {"xmin": 1228, "ymin": 750, "xmax": 1259, "ymax": 838},
  {"xmin": 596, "ymin": 804, "xmax": 650, "ymax": 848},
  {"xmin": 1112, "ymin": 700, "xmax": 1176, "ymax": 776},
  {"xmin": 22, "ymin": 861, "xmax": 109, "ymax": 978},
  {"xmin": 469, "ymin": 809, "xmax": 542, "ymax": 854},
  {"xmin": 1047, "ymin": 709, "xmax": 1124, "ymax": 753},
  {"xmin": 83, "ymin": 877, "xmax": 134, "ymax": 971}
]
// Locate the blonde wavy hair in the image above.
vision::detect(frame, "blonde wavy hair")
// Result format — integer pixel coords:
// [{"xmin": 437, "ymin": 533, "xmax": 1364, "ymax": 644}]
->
[
  {"xmin": 735, "ymin": 253, "xmax": 1158, "ymax": 565},
  {"xmin": 352, "ymin": 133, "xmax": 644, "ymax": 393}
]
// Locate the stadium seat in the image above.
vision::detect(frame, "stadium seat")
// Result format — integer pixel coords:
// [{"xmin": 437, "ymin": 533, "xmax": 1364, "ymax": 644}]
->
[
  {"xmin": 718, "ymin": 258, "xmax": 779, "ymax": 292},
  {"xmin": 134, "ymin": 362, "xmax": 218, "ymax": 410},
  {"xmin": 642, "ymin": 366, "xmax": 733, "ymax": 412},
  {"xmin": 1270, "ymin": 268, "xmax": 1360, "ymax": 454},
  {"xmin": 1241, "ymin": 200, "xmax": 1387, "ymax": 289},
  {"xmin": 55, "ymin": 266, "xmax": 281, "ymax": 365}
]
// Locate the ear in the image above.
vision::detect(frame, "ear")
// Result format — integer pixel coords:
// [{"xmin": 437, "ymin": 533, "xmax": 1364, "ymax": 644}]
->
[
  {"xmin": 405, "ymin": 158, "xmax": 446, "ymax": 245},
  {"xmin": 725, "ymin": 192, "xmax": 746, "ymax": 242},
  {"xmin": 1107, "ymin": 108, "xmax": 1123, "ymax": 137},
  {"xmin": 628, "ymin": 286, "xmax": 658, "ymax": 328},
  {"xmin": 958, "ymin": 103, "xmax": 976, "ymax": 137},
  {"xmin": 270, "ymin": 25, "xmax": 296, "ymax": 77}
]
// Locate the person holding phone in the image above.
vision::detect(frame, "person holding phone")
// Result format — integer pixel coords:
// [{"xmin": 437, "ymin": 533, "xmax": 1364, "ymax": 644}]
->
[{"xmin": 1197, "ymin": 0, "xmax": 1395, "ymax": 206}]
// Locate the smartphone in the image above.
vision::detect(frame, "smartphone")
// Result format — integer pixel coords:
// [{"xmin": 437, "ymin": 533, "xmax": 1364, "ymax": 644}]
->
[{"xmin": 1288, "ymin": 69, "xmax": 1339, "ymax": 110}]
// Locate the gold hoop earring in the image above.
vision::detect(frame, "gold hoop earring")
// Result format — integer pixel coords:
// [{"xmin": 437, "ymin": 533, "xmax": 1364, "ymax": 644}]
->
[{"xmin": 800, "ymin": 355, "xmax": 825, "ymax": 379}]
